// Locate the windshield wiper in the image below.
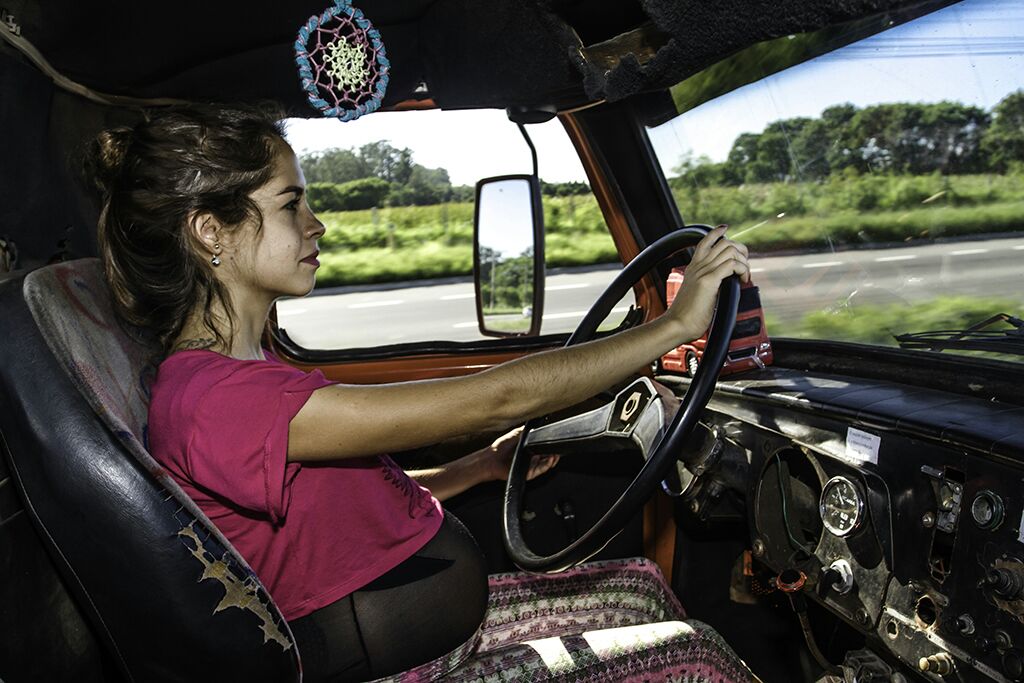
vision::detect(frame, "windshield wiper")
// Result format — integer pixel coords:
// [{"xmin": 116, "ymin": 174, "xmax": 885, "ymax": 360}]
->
[{"xmin": 894, "ymin": 313, "xmax": 1024, "ymax": 356}]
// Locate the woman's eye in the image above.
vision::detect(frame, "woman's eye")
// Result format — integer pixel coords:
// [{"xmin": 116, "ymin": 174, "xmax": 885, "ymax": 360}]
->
[{"xmin": 284, "ymin": 199, "xmax": 300, "ymax": 211}]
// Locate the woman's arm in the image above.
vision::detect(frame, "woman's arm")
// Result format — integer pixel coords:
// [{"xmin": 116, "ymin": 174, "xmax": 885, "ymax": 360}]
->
[
  {"xmin": 287, "ymin": 228, "xmax": 748, "ymax": 462},
  {"xmin": 406, "ymin": 428, "xmax": 558, "ymax": 501}
]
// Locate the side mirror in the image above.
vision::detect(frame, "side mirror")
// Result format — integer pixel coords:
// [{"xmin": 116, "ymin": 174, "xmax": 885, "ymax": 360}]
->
[{"xmin": 473, "ymin": 175, "xmax": 545, "ymax": 337}]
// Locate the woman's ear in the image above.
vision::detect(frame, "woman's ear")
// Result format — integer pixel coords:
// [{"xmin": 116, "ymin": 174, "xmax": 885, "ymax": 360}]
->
[{"xmin": 187, "ymin": 211, "xmax": 223, "ymax": 263}]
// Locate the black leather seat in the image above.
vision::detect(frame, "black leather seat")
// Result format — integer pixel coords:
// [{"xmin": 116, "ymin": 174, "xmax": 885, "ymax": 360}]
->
[{"xmin": 0, "ymin": 260, "xmax": 300, "ymax": 682}]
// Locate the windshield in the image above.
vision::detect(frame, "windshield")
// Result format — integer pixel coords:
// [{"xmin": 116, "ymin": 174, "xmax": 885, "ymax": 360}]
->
[{"xmin": 647, "ymin": 0, "xmax": 1024, "ymax": 363}]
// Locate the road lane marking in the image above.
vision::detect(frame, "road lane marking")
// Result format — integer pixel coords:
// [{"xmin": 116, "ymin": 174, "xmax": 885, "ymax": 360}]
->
[
  {"xmin": 348, "ymin": 300, "xmax": 404, "ymax": 309},
  {"xmin": 542, "ymin": 306, "xmax": 630, "ymax": 321},
  {"xmin": 547, "ymin": 283, "xmax": 591, "ymax": 291},
  {"xmin": 1013, "ymin": 245, "xmax": 1024, "ymax": 251},
  {"xmin": 452, "ymin": 305, "xmax": 632, "ymax": 328},
  {"xmin": 875, "ymin": 255, "xmax": 917, "ymax": 262},
  {"xmin": 802, "ymin": 261, "xmax": 843, "ymax": 269},
  {"xmin": 440, "ymin": 293, "xmax": 475, "ymax": 300},
  {"xmin": 950, "ymin": 248, "xmax": 988, "ymax": 255},
  {"xmin": 750, "ymin": 267, "xmax": 766, "ymax": 274}
]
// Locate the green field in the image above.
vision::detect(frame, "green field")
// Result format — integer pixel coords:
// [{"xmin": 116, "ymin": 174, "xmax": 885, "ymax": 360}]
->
[{"xmin": 314, "ymin": 173, "xmax": 1024, "ymax": 287}]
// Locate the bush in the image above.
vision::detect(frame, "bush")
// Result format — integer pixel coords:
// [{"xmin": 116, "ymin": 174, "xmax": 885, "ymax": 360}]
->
[
  {"xmin": 307, "ymin": 183, "xmax": 346, "ymax": 213},
  {"xmin": 307, "ymin": 178, "xmax": 392, "ymax": 212},
  {"xmin": 336, "ymin": 177, "xmax": 391, "ymax": 210}
]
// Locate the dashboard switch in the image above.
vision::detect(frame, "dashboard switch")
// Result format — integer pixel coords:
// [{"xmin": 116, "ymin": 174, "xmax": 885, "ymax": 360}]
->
[
  {"xmin": 918, "ymin": 652, "xmax": 954, "ymax": 675},
  {"xmin": 821, "ymin": 559, "xmax": 855, "ymax": 595},
  {"xmin": 954, "ymin": 614, "xmax": 975, "ymax": 636},
  {"xmin": 1004, "ymin": 650, "xmax": 1024, "ymax": 681},
  {"xmin": 986, "ymin": 567, "xmax": 1024, "ymax": 600},
  {"xmin": 999, "ymin": 651, "xmax": 1024, "ymax": 679}
]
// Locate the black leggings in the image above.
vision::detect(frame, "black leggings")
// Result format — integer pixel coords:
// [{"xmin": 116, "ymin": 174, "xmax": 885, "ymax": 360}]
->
[{"xmin": 289, "ymin": 514, "xmax": 489, "ymax": 682}]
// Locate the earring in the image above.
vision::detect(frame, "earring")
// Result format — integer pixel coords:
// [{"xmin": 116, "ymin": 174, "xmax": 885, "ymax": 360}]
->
[{"xmin": 211, "ymin": 243, "xmax": 221, "ymax": 267}]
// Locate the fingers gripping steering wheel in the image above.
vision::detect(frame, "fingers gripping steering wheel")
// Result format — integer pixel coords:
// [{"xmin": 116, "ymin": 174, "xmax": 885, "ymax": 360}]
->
[{"xmin": 502, "ymin": 226, "xmax": 741, "ymax": 572}]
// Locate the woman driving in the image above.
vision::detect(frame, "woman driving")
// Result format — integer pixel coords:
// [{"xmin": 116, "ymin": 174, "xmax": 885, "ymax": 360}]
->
[{"xmin": 84, "ymin": 105, "xmax": 751, "ymax": 682}]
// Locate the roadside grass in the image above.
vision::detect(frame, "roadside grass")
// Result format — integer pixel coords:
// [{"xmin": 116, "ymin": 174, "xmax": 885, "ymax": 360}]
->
[
  {"xmin": 314, "ymin": 173, "xmax": 1024, "ymax": 287},
  {"xmin": 672, "ymin": 172, "xmax": 1024, "ymax": 227},
  {"xmin": 758, "ymin": 295, "xmax": 1022, "ymax": 364},
  {"xmin": 780, "ymin": 295, "xmax": 1021, "ymax": 345},
  {"xmin": 318, "ymin": 242, "xmax": 474, "ymax": 285},
  {"xmin": 732, "ymin": 201, "xmax": 1024, "ymax": 252}
]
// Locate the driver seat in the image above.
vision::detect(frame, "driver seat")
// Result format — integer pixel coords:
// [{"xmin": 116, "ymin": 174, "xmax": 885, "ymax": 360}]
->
[{"xmin": 0, "ymin": 258, "xmax": 757, "ymax": 682}]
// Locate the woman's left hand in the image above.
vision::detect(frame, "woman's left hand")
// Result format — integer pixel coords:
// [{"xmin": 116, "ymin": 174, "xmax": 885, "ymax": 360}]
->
[
  {"xmin": 653, "ymin": 380, "xmax": 680, "ymax": 416},
  {"xmin": 485, "ymin": 427, "xmax": 559, "ymax": 482}
]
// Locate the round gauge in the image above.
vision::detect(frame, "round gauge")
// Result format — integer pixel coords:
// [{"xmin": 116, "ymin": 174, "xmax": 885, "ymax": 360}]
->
[
  {"xmin": 819, "ymin": 476, "xmax": 865, "ymax": 537},
  {"xmin": 971, "ymin": 490, "xmax": 1004, "ymax": 530}
]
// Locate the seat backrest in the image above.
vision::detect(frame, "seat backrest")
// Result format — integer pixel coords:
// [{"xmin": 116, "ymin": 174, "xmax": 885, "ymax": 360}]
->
[{"xmin": 0, "ymin": 259, "xmax": 300, "ymax": 682}]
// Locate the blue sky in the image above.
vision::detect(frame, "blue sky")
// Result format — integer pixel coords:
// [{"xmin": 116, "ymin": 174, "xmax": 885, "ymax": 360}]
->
[{"xmin": 287, "ymin": 0, "xmax": 1024, "ymax": 185}]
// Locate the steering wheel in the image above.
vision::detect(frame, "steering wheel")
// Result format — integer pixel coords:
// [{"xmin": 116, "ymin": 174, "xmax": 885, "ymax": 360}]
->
[{"xmin": 502, "ymin": 225, "xmax": 741, "ymax": 572}]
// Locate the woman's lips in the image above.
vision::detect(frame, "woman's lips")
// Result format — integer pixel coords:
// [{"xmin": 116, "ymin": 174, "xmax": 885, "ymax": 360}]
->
[{"xmin": 301, "ymin": 250, "xmax": 320, "ymax": 267}]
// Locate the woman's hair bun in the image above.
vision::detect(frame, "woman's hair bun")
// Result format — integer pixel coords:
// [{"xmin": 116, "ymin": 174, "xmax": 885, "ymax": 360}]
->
[{"xmin": 84, "ymin": 127, "xmax": 134, "ymax": 196}]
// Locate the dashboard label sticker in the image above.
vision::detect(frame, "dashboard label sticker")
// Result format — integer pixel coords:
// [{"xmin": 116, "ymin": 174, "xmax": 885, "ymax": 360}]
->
[
  {"xmin": 1017, "ymin": 509, "xmax": 1024, "ymax": 544},
  {"xmin": 845, "ymin": 427, "xmax": 881, "ymax": 464}
]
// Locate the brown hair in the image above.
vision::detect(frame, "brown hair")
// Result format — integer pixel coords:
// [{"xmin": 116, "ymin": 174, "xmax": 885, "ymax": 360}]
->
[{"xmin": 83, "ymin": 105, "xmax": 287, "ymax": 355}]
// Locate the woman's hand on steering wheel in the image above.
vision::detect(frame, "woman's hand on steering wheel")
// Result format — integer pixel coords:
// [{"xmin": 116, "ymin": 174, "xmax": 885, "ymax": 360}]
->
[
  {"xmin": 484, "ymin": 427, "xmax": 560, "ymax": 482},
  {"xmin": 665, "ymin": 225, "xmax": 750, "ymax": 342}
]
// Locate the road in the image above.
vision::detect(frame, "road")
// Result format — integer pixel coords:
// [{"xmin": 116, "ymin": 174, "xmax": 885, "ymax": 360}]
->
[{"xmin": 277, "ymin": 235, "xmax": 1024, "ymax": 349}]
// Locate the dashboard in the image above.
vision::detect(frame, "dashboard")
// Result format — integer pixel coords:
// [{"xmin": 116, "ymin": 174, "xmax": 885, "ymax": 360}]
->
[{"xmin": 666, "ymin": 367, "xmax": 1024, "ymax": 682}]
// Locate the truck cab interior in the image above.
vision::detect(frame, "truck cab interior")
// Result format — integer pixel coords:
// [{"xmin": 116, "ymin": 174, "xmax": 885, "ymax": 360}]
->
[{"xmin": 2, "ymin": 0, "xmax": 1023, "ymax": 681}]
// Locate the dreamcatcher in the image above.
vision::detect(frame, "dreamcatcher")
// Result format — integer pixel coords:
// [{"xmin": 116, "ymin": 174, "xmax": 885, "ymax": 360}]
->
[{"xmin": 295, "ymin": 0, "xmax": 390, "ymax": 121}]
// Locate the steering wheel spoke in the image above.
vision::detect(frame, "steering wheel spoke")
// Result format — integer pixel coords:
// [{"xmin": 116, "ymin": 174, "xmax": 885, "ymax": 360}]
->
[{"xmin": 523, "ymin": 377, "xmax": 667, "ymax": 460}]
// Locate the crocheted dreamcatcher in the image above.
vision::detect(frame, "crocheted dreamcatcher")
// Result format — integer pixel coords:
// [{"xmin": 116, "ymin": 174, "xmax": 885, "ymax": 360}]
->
[{"xmin": 295, "ymin": 1, "xmax": 390, "ymax": 121}]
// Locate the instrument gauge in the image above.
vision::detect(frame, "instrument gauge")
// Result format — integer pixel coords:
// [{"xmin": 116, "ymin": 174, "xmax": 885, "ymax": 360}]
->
[
  {"xmin": 820, "ymin": 476, "xmax": 865, "ymax": 537},
  {"xmin": 971, "ymin": 490, "xmax": 1003, "ymax": 530}
]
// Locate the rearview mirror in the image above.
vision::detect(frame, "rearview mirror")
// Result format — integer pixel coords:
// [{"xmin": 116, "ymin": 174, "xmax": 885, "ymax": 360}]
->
[{"xmin": 473, "ymin": 175, "xmax": 545, "ymax": 337}]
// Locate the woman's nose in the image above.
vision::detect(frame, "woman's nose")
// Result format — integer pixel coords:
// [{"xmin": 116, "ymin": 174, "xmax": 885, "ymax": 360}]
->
[{"xmin": 307, "ymin": 214, "xmax": 326, "ymax": 239}]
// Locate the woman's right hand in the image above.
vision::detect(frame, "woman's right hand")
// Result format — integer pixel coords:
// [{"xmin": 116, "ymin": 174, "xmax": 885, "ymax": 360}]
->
[{"xmin": 664, "ymin": 225, "xmax": 750, "ymax": 342}]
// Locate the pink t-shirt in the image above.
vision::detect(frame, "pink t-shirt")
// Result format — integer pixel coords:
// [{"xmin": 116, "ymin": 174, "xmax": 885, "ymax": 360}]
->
[{"xmin": 147, "ymin": 350, "xmax": 443, "ymax": 620}]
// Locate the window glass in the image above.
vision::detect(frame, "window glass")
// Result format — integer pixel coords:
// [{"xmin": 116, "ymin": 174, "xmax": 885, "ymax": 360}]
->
[
  {"xmin": 647, "ymin": 0, "xmax": 1024, "ymax": 363},
  {"xmin": 276, "ymin": 109, "xmax": 629, "ymax": 349}
]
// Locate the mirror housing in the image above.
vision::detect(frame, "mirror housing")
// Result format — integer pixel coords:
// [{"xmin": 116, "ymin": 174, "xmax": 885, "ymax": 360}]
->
[{"xmin": 473, "ymin": 175, "xmax": 545, "ymax": 337}]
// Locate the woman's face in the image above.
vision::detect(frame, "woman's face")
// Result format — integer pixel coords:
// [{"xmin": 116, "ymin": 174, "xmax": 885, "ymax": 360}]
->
[{"xmin": 228, "ymin": 140, "xmax": 325, "ymax": 301}]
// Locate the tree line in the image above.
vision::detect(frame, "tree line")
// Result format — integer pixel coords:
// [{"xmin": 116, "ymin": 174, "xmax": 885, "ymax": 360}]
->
[
  {"xmin": 300, "ymin": 141, "xmax": 592, "ymax": 212},
  {"xmin": 675, "ymin": 90, "xmax": 1024, "ymax": 187}
]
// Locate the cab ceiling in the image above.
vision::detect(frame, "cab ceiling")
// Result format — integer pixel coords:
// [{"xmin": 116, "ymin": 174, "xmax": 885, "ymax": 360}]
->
[{"xmin": 4, "ymin": 0, "xmax": 930, "ymax": 113}]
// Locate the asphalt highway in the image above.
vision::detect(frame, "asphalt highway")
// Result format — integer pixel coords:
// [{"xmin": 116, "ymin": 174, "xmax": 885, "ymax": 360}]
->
[{"xmin": 277, "ymin": 235, "xmax": 1024, "ymax": 350}]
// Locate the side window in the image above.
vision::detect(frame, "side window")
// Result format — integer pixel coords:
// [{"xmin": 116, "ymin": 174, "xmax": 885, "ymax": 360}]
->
[{"xmin": 275, "ymin": 109, "xmax": 628, "ymax": 350}]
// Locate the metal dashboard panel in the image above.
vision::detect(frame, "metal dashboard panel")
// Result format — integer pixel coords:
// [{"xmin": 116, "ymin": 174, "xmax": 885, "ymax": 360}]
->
[{"xmin": 691, "ymin": 368, "xmax": 1024, "ymax": 682}]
